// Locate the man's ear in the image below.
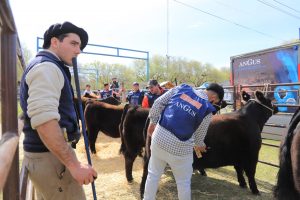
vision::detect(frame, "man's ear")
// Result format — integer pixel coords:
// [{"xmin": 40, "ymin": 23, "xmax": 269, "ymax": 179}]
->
[{"xmin": 50, "ymin": 37, "xmax": 59, "ymax": 49}]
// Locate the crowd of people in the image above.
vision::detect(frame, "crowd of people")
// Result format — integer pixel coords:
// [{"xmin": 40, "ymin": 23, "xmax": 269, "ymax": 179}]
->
[
  {"xmin": 83, "ymin": 77, "xmax": 170, "ymax": 108},
  {"xmin": 19, "ymin": 21, "xmax": 225, "ymax": 200}
]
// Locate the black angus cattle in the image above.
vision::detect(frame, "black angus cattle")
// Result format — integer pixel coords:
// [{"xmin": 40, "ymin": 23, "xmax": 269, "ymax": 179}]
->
[
  {"xmin": 74, "ymin": 96, "xmax": 120, "ymax": 120},
  {"xmin": 84, "ymin": 97, "xmax": 123, "ymax": 153},
  {"xmin": 192, "ymin": 91, "xmax": 277, "ymax": 195},
  {"xmin": 140, "ymin": 99, "xmax": 228, "ymax": 197},
  {"xmin": 119, "ymin": 104, "xmax": 149, "ymax": 183}
]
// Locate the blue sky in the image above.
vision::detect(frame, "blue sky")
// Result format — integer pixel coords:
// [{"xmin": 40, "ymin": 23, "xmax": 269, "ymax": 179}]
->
[{"xmin": 9, "ymin": 0, "xmax": 300, "ymax": 68}]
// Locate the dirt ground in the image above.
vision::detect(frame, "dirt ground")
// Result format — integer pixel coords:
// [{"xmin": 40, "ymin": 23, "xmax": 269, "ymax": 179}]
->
[
  {"xmin": 78, "ymin": 134, "xmax": 145, "ymax": 200},
  {"xmin": 76, "ymin": 134, "xmax": 276, "ymax": 200}
]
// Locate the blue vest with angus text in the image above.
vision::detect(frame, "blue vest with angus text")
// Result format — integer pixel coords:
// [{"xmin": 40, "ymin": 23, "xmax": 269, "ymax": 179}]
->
[
  {"xmin": 159, "ymin": 84, "xmax": 215, "ymax": 141},
  {"xmin": 128, "ymin": 90, "xmax": 144, "ymax": 106},
  {"xmin": 100, "ymin": 90, "xmax": 112, "ymax": 99},
  {"xmin": 20, "ymin": 51, "xmax": 80, "ymax": 152}
]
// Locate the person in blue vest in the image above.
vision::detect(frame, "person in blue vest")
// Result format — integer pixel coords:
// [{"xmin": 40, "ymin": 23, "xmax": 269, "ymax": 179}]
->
[
  {"xmin": 127, "ymin": 82, "xmax": 144, "ymax": 106},
  {"xmin": 143, "ymin": 83, "xmax": 224, "ymax": 200},
  {"xmin": 142, "ymin": 79, "xmax": 165, "ymax": 108},
  {"xmin": 19, "ymin": 22, "xmax": 97, "ymax": 200},
  {"xmin": 100, "ymin": 83, "xmax": 113, "ymax": 99}
]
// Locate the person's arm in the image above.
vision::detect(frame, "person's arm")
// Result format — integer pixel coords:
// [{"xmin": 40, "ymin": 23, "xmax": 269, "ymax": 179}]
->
[
  {"xmin": 194, "ymin": 113, "xmax": 212, "ymax": 151},
  {"xmin": 90, "ymin": 92, "xmax": 100, "ymax": 99},
  {"xmin": 36, "ymin": 120, "xmax": 96, "ymax": 185},
  {"xmin": 26, "ymin": 62, "xmax": 97, "ymax": 185}
]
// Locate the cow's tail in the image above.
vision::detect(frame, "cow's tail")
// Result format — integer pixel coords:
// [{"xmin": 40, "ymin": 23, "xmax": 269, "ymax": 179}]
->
[
  {"xmin": 119, "ymin": 104, "xmax": 130, "ymax": 155},
  {"xmin": 274, "ymin": 108, "xmax": 300, "ymax": 200}
]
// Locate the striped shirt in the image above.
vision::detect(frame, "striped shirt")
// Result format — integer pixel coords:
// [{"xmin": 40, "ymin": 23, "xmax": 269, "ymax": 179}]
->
[{"xmin": 149, "ymin": 86, "xmax": 212, "ymax": 156}]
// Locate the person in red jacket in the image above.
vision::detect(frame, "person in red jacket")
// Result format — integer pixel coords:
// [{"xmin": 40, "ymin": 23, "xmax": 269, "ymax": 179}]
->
[{"xmin": 142, "ymin": 80, "xmax": 164, "ymax": 108}]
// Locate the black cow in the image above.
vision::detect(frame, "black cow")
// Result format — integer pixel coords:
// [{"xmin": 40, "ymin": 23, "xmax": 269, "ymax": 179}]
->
[
  {"xmin": 74, "ymin": 96, "xmax": 120, "ymax": 120},
  {"xmin": 192, "ymin": 91, "xmax": 277, "ymax": 194},
  {"xmin": 84, "ymin": 97, "xmax": 123, "ymax": 153},
  {"xmin": 119, "ymin": 104, "xmax": 149, "ymax": 183},
  {"xmin": 140, "ymin": 91, "xmax": 277, "ymax": 197}
]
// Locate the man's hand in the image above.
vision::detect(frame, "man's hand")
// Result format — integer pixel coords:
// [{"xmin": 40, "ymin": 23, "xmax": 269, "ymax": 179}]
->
[
  {"xmin": 68, "ymin": 162, "xmax": 98, "ymax": 185},
  {"xmin": 195, "ymin": 145, "xmax": 207, "ymax": 153},
  {"xmin": 36, "ymin": 120, "xmax": 97, "ymax": 185},
  {"xmin": 194, "ymin": 145, "xmax": 207, "ymax": 158},
  {"xmin": 147, "ymin": 123, "xmax": 156, "ymax": 137}
]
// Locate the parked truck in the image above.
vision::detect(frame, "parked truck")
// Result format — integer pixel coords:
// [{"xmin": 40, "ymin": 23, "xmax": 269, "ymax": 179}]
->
[{"xmin": 230, "ymin": 41, "xmax": 300, "ymax": 140}]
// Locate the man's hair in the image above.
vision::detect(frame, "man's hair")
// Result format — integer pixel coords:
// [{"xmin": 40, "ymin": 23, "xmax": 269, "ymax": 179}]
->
[
  {"xmin": 104, "ymin": 83, "xmax": 109, "ymax": 87},
  {"xmin": 86, "ymin": 84, "xmax": 91, "ymax": 87},
  {"xmin": 43, "ymin": 33, "xmax": 69, "ymax": 49},
  {"xmin": 206, "ymin": 83, "xmax": 224, "ymax": 100}
]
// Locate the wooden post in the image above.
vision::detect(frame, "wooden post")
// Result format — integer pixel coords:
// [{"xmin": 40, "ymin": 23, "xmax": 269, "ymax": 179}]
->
[{"xmin": 1, "ymin": 22, "xmax": 19, "ymax": 200}]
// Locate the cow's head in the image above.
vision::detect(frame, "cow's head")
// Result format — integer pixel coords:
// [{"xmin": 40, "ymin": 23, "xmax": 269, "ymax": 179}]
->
[{"xmin": 254, "ymin": 90, "xmax": 278, "ymax": 114}]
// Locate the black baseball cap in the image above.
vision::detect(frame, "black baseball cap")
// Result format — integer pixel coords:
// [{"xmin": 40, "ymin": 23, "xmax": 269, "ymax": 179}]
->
[{"xmin": 206, "ymin": 83, "xmax": 224, "ymax": 100}]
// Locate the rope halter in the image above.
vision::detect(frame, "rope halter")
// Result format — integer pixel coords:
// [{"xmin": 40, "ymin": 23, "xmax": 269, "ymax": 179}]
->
[{"xmin": 249, "ymin": 99, "xmax": 274, "ymax": 115}]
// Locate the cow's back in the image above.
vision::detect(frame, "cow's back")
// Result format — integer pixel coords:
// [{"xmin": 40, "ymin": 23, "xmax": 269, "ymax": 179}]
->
[
  {"xmin": 85, "ymin": 101, "xmax": 124, "ymax": 138},
  {"xmin": 122, "ymin": 106, "xmax": 149, "ymax": 154}
]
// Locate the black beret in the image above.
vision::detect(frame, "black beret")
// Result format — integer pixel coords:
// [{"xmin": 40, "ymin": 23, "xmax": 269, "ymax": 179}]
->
[
  {"xmin": 43, "ymin": 22, "xmax": 88, "ymax": 50},
  {"xmin": 206, "ymin": 83, "xmax": 224, "ymax": 100}
]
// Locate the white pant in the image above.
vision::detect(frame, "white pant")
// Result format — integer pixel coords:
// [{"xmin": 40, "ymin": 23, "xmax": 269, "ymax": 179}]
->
[{"xmin": 143, "ymin": 143, "xmax": 193, "ymax": 200}]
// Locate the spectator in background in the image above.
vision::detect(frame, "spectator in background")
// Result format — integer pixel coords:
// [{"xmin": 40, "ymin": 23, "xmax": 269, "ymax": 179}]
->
[
  {"xmin": 83, "ymin": 84, "xmax": 100, "ymax": 99},
  {"xmin": 142, "ymin": 80, "xmax": 165, "ymax": 108},
  {"xmin": 100, "ymin": 83, "xmax": 113, "ymax": 99},
  {"xmin": 110, "ymin": 77, "xmax": 122, "ymax": 100},
  {"xmin": 127, "ymin": 82, "xmax": 144, "ymax": 106},
  {"xmin": 110, "ymin": 77, "xmax": 119, "ymax": 92}
]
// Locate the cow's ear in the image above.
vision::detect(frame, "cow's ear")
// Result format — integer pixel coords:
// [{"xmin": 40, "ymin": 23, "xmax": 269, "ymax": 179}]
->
[
  {"xmin": 241, "ymin": 91, "xmax": 250, "ymax": 102},
  {"xmin": 221, "ymin": 100, "xmax": 227, "ymax": 109},
  {"xmin": 255, "ymin": 90, "xmax": 265, "ymax": 102}
]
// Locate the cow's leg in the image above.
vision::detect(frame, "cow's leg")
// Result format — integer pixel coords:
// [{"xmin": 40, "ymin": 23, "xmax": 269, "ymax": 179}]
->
[
  {"xmin": 192, "ymin": 152, "xmax": 207, "ymax": 176},
  {"xmin": 88, "ymin": 127, "xmax": 98, "ymax": 154},
  {"xmin": 234, "ymin": 165, "xmax": 247, "ymax": 188},
  {"xmin": 244, "ymin": 163, "xmax": 260, "ymax": 195},
  {"xmin": 199, "ymin": 168, "xmax": 207, "ymax": 176},
  {"xmin": 140, "ymin": 154, "xmax": 149, "ymax": 198},
  {"xmin": 125, "ymin": 152, "xmax": 137, "ymax": 183}
]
